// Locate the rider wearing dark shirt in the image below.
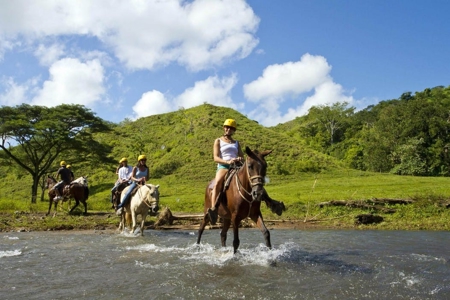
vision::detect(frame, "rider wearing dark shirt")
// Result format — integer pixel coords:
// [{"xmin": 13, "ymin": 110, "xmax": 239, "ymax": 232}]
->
[{"xmin": 52, "ymin": 161, "xmax": 72, "ymax": 201}]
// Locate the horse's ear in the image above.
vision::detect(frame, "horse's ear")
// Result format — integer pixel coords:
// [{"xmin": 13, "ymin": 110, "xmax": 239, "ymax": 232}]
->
[
  {"xmin": 261, "ymin": 150, "xmax": 272, "ymax": 157},
  {"xmin": 156, "ymin": 184, "xmax": 160, "ymax": 189}
]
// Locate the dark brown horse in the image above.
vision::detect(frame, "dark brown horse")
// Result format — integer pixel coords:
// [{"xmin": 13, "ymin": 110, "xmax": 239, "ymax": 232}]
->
[
  {"xmin": 46, "ymin": 175, "xmax": 89, "ymax": 215},
  {"xmin": 197, "ymin": 147, "xmax": 273, "ymax": 254}
]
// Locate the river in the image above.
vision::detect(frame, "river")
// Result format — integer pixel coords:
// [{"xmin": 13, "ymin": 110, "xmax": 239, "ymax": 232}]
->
[{"xmin": 1, "ymin": 229, "xmax": 449, "ymax": 299}]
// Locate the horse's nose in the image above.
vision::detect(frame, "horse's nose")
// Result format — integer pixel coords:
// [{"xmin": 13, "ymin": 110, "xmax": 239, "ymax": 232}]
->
[
  {"xmin": 153, "ymin": 205, "xmax": 159, "ymax": 214},
  {"xmin": 252, "ymin": 190, "xmax": 260, "ymax": 201}
]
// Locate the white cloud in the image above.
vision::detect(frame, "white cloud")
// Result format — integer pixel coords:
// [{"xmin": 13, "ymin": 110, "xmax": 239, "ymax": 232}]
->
[
  {"xmin": 31, "ymin": 57, "xmax": 105, "ymax": 107},
  {"xmin": 244, "ymin": 53, "xmax": 354, "ymax": 126},
  {"xmin": 175, "ymin": 74, "xmax": 239, "ymax": 108},
  {"xmin": 34, "ymin": 43, "xmax": 65, "ymax": 66},
  {"xmin": 0, "ymin": 77, "xmax": 28, "ymax": 106},
  {"xmin": 0, "ymin": 0, "xmax": 259, "ymax": 72},
  {"xmin": 243, "ymin": 53, "xmax": 331, "ymax": 101},
  {"xmin": 132, "ymin": 74, "xmax": 241, "ymax": 119},
  {"xmin": 132, "ymin": 90, "xmax": 172, "ymax": 119}
]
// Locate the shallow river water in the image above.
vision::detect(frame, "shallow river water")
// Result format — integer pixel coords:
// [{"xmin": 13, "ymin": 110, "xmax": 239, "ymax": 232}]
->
[{"xmin": 1, "ymin": 229, "xmax": 449, "ymax": 299}]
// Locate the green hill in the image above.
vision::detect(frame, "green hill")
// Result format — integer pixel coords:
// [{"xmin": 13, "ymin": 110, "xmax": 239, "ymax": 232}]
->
[
  {"xmin": 108, "ymin": 104, "xmax": 343, "ymax": 180},
  {"xmin": 0, "ymin": 104, "xmax": 343, "ymax": 203}
]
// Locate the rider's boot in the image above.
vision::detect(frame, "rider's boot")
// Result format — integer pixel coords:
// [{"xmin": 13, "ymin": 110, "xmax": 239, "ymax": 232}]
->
[{"xmin": 53, "ymin": 189, "xmax": 62, "ymax": 202}]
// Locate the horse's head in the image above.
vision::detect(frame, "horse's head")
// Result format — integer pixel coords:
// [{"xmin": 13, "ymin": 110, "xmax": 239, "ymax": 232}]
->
[
  {"xmin": 145, "ymin": 184, "xmax": 160, "ymax": 215},
  {"xmin": 244, "ymin": 146, "xmax": 272, "ymax": 202}
]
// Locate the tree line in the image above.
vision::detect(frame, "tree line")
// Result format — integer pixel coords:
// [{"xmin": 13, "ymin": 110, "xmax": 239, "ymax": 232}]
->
[{"xmin": 276, "ymin": 85, "xmax": 450, "ymax": 176}]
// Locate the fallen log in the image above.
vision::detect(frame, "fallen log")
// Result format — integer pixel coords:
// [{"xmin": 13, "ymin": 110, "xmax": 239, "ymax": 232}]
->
[
  {"xmin": 317, "ymin": 199, "xmax": 404, "ymax": 213},
  {"xmin": 355, "ymin": 214, "xmax": 384, "ymax": 225},
  {"xmin": 155, "ymin": 207, "xmax": 204, "ymax": 227}
]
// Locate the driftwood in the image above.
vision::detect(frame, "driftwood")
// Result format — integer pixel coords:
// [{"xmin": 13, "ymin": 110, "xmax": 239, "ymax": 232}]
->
[
  {"xmin": 317, "ymin": 198, "xmax": 413, "ymax": 214},
  {"xmin": 155, "ymin": 207, "xmax": 204, "ymax": 227},
  {"xmin": 154, "ymin": 207, "xmax": 285, "ymax": 229},
  {"xmin": 355, "ymin": 214, "xmax": 384, "ymax": 225}
]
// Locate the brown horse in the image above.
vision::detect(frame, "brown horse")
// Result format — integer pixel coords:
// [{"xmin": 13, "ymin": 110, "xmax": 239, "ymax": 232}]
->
[
  {"xmin": 46, "ymin": 176, "xmax": 89, "ymax": 215},
  {"xmin": 197, "ymin": 147, "xmax": 273, "ymax": 254}
]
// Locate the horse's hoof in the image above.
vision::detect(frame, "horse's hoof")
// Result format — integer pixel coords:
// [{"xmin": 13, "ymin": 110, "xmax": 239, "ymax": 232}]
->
[{"xmin": 208, "ymin": 208, "xmax": 218, "ymax": 225}]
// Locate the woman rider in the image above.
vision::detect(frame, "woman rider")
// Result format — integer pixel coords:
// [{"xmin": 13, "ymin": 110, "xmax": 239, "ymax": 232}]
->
[
  {"xmin": 208, "ymin": 119, "xmax": 243, "ymax": 224},
  {"xmin": 208, "ymin": 119, "xmax": 286, "ymax": 225},
  {"xmin": 116, "ymin": 155, "xmax": 149, "ymax": 215}
]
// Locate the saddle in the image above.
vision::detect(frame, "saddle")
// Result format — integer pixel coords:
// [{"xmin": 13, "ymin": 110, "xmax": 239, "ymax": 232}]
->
[
  {"xmin": 129, "ymin": 183, "xmax": 142, "ymax": 196},
  {"xmin": 207, "ymin": 165, "xmax": 240, "ymax": 191},
  {"xmin": 223, "ymin": 166, "xmax": 239, "ymax": 190}
]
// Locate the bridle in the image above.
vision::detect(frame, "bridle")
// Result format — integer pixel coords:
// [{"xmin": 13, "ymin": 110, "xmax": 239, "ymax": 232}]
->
[
  {"xmin": 138, "ymin": 185, "xmax": 159, "ymax": 209},
  {"xmin": 234, "ymin": 157, "xmax": 265, "ymax": 204}
]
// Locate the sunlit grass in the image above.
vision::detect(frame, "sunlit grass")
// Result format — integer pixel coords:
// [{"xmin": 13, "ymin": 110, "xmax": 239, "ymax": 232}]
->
[{"xmin": 2, "ymin": 170, "xmax": 450, "ymax": 230}]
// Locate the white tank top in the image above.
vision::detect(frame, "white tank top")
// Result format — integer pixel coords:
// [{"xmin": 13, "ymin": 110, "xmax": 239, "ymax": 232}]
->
[{"xmin": 219, "ymin": 139, "xmax": 239, "ymax": 162}]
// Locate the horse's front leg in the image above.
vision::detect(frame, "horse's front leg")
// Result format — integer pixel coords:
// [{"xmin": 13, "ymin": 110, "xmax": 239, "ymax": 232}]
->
[
  {"xmin": 47, "ymin": 198, "xmax": 53, "ymax": 216},
  {"xmin": 220, "ymin": 218, "xmax": 231, "ymax": 247},
  {"xmin": 232, "ymin": 216, "xmax": 242, "ymax": 254},
  {"xmin": 131, "ymin": 211, "xmax": 137, "ymax": 234},
  {"xmin": 252, "ymin": 213, "xmax": 271, "ymax": 249},
  {"xmin": 69, "ymin": 199, "xmax": 79, "ymax": 214},
  {"xmin": 140, "ymin": 213, "xmax": 147, "ymax": 236},
  {"xmin": 196, "ymin": 214, "xmax": 209, "ymax": 245},
  {"xmin": 119, "ymin": 213, "xmax": 125, "ymax": 234}
]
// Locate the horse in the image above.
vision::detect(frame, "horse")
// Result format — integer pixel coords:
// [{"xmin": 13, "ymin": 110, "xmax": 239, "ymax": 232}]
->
[
  {"xmin": 118, "ymin": 184, "xmax": 160, "ymax": 236},
  {"xmin": 197, "ymin": 146, "xmax": 273, "ymax": 254},
  {"xmin": 46, "ymin": 175, "xmax": 89, "ymax": 215}
]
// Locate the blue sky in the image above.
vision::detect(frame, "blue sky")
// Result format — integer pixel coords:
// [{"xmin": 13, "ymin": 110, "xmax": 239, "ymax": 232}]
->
[{"xmin": 1, "ymin": 0, "xmax": 449, "ymax": 127}]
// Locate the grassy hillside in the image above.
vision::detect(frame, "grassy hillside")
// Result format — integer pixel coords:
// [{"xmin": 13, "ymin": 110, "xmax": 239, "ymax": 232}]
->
[{"xmin": 0, "ymin": 104, "xmax": 342, "ymax": 201}]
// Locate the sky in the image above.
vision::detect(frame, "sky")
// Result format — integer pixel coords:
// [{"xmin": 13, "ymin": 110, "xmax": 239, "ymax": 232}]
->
[{"xmin": 1, "ymin": 0, "xmax": 449, "ymax": 127}]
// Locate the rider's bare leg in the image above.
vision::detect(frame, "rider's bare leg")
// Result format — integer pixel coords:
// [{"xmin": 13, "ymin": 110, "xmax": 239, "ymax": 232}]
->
[{"xmin": 208, "ymin": 169, "xmax": 227, "ymax": 225}]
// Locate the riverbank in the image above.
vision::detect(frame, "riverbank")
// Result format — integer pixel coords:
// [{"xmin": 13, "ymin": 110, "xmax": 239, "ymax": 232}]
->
[{"xmin": 0, "ymin": 211, "xmax": 349, "ymax": 233}]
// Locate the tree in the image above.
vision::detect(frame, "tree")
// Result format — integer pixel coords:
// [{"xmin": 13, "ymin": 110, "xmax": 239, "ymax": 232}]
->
[
  {"xmin": 307, "ymin": 102, "xmax": 354, "ymax": 147},
  {"xmin": 0, "ymin": 104, "xmax": 110, "ymax": 203}
]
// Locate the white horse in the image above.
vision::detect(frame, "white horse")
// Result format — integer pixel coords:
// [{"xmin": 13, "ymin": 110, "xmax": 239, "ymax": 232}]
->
[
  {"xmin": 71, "ymin": 176, "xmax": 88, "ymax": 186},
  {"xmin": 118, "ymin": 184, "xmax": 160, "ymax": 236}
]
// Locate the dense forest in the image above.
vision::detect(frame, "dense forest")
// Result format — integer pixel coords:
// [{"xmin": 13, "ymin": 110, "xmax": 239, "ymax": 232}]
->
[{"xmin": 273, "ymin": 85, "xmax": 450, "ymax": 176}]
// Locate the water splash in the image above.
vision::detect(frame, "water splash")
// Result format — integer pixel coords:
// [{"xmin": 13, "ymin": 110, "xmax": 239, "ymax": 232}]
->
[{"xmin": 0, "ymin": 250, "xmax": 22, "ymax": 258}]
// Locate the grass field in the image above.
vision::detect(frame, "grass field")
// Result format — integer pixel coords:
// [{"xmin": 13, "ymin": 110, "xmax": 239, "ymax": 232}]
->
[{"xmin": 1, "ymin": 170, "xmax": 449, "ymax": 231}]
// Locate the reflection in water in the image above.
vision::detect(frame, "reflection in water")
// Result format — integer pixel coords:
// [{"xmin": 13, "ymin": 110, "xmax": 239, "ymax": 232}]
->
[{"xmin": 1, "ymin": 230, "xmax": 449, "ymax": 299}]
